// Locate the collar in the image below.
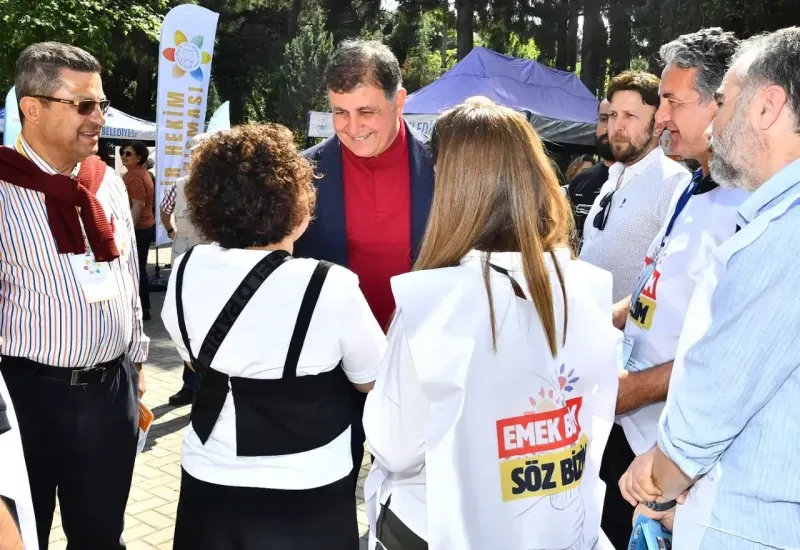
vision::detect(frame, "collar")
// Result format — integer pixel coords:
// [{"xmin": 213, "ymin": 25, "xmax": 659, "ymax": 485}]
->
[
  {"xmin": 739, "ymin": 157, "xmax": 800, "ymax": 225},
  {"xmin": 461, "ymin": 248, "xmax": 571, "ymax": 272},
  {"xmin": 608, "ymin": 146, "xmax": 664, "ymax": 183},
  {"xmin": 18, "ymin": 136, "xmax": 80, "ymax": 178},
  {"xmin": 691, "ymin": 169, "xmax": 719, "ymax": 195},
  {"xmin": 341, "ymin": 118, "xmax": 407, "ymax": 169}
]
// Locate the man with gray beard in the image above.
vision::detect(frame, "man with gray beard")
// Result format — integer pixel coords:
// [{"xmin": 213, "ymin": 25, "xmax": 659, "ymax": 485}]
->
[{"xmin": 620, "ymin": 27, "xmax": 800, "ymax": 550}]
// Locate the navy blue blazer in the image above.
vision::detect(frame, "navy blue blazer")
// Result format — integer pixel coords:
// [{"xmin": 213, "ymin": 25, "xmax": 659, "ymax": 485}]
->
[{"xmin": 294, "ymin": 122, "xmax": 435, "ymax": 267}]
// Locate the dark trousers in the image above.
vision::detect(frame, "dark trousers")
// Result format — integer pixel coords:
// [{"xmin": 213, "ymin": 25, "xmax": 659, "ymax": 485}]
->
[
  {"xmin": 375, "ymin": 498, "xmax": 427, "ymax": 550},
  {"xmin": 135, "ymin": 227, "xmax": 154, "ymax": 312},
  {"xmin": 174, "ymin": 468, "xmax": 359, "ymax": 550},
  {"xmin": 182, "ymin": 362, "xmax": 195, "ymax": 390},
  {"xmin": 599, "ymin": 424, "xmax": 636, "ymax": 549},
  {"xmin": 0, "ymin": 356, "xmax": 139, "ymax": 550}
]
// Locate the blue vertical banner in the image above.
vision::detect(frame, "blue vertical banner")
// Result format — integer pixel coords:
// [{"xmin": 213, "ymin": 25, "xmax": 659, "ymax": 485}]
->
[{"xmin": 3, "ymin": 86, "xmax": 21, "ymax": 147}]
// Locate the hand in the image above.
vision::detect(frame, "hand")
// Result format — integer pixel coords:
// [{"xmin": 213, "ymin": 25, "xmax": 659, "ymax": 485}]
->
[
  {"xmin": 135, "ymin": 363, "xmax": 146, "ymax": 399},
  {"xmin": 633, "ymin": 503, "xmax": 677, "ymax": 532},
  {"xmin": 619, "ymin": 446, "xmax": 662, "ymax": 506},
  {"xmin": 612, "ymin": 295, "xmax": 631, "ymax": 330}
]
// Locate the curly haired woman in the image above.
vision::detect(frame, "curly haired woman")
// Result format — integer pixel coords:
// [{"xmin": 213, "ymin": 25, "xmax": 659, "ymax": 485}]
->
[{"xmin": 161, "ymin": 123, "xmax": 386, "ymax": 550}]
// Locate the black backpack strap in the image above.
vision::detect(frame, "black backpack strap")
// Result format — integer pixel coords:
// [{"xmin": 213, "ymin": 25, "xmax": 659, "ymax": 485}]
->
[
  {"xmin": 283, "ymin": 260, "xmax": 334, "ymax": 379},
  {"xmin": 489, "ymin": 263, "xmax": 527, "ymax": 300},
  {"xmin": 175, "ymin": 246, "xmax": 198, "ymax": 365},
  {"xmin": 193, "ymin": 250, "xmax": 292, "ymax": 371}
]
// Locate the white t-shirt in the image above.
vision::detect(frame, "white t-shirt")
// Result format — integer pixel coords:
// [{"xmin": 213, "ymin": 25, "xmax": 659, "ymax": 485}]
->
[
  {"xmin": 581, "ymin": 147, "xmax": 691, "ymax": 302},
  {"xmin": 619, "ymin": 181, "xmax": 747, "ymax": 455},
  {"xmin": 161, "ymin": 244, "xmax": 386, "ymax": 489}
]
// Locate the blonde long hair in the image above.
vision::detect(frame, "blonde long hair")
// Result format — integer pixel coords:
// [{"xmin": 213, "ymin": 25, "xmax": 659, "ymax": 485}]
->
[{"xmin": 416, "ymin": 97, "xmax": 573, "ymax": 356}]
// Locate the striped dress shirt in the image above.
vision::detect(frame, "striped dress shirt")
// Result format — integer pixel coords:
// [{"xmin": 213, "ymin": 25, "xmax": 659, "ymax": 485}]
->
[{"xmin": 0, "ymin": 137, "xmax": 149, "ymax": 367}]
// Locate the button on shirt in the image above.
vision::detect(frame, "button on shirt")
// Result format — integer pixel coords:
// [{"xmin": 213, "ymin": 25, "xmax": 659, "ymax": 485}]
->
[
  {"xmin": 162, "ymin": 245, "xmax": 386, "ymax": 490},
  {"xmin": 619, "ymin": 173, "xmax": 747, "ymax": 455},
  {"xmin": 581, "ymin": 147, "xmax": 690, "ymax": 302},
  {"xmin": 0, "ymin": 138, "xmax": 148, "ymax": 367},
  {"xmin": 659, "ymin": 159, "xmax": 800, "ymax": 549},
  {"xmin": 342, "ymin": 123, "xmax": 412, "ymax": 330}
]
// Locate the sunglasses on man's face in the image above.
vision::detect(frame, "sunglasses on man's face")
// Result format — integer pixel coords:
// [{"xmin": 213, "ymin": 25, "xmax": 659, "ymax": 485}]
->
[
  {"xmin": 122, "ymin": 151, "xmax": 135, "ymax": 158},
  {"xmin": 592, "ymin": 190, "xmax": 616, "ymax": 230},
  {"xmin": 29, "ymin": 95, "xmax": 111, "ymax": 116}
]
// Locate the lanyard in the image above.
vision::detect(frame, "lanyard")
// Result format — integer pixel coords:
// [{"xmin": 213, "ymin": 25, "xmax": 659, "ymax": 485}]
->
[
  {"xmin": 631, "ymin": 171, "xmax": 702, "ymax": 306},
  {"xmin": 657, "ymin": 170, "xmax": 703, "ymax": 253}
]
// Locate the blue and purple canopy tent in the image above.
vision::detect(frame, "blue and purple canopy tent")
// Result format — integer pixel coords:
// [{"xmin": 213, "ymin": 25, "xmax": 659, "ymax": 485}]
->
[{"xmin": 404, "ymin": 47, "xmax": 599, "ymax": 147}]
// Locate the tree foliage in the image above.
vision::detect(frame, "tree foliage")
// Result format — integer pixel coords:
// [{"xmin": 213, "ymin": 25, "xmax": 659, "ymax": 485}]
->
[{"xmin": 0, "ymin": 0, "xmax": 796, "ymax": 138}]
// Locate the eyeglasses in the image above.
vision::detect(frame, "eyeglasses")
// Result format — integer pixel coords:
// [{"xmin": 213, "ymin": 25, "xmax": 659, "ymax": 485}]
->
[
  {"xmin": 122, "ymin": 151, "xmax": 134, "ymax": 157},
  {"xmin": 592, "ymin": 191, "xmax": 616, "ymax": 230},
  {"xmin": 28, "ymin": 95, "xmax": 110, "ymax": 116}
]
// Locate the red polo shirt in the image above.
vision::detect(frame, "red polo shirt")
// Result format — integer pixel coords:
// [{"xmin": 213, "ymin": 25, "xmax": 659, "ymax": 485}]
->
[{"xmin": 341, "ymin": 122, "xmax": 412, "ymax": 331}]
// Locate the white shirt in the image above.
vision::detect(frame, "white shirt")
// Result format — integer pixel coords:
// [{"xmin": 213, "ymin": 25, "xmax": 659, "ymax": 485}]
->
[
  {"xmin": 161, "ymin": 244, "xmax": 386, "ymax": 489},
  {"xmin": 580, "ymin": 147, "xmax": 691, "ymax": 302},
  {"xmin": 619, "ymin": 180, "xmax": 747, "ymax": 455}
]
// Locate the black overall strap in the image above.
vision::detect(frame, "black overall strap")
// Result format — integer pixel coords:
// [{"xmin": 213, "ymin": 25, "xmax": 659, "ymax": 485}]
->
[
  {"xmin": 282, "ymin": 260, "xmax": 334, "ymax": 379},
  {"xmin": 175, "ymin": 246, "xmax": 199, "ymax": 365},
  {"xmin": 489, "ymin": 263, "xmax": 527, "ymax": 300},
  {"xmin": 194, "ymin": 249, "xmax": 292, "ymax": 370}
]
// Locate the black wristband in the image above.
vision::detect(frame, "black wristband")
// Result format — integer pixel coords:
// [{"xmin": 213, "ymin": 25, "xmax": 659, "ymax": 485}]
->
[{"xmin": 644, "ymin": 499, "xmax": 677, "ymax": 512}]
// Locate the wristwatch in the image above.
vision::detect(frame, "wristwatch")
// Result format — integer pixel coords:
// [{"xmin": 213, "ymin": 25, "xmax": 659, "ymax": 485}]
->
[
  {"xmin": 644, "ymin": 499, "xmax": 677, "ymax": 512},
  {"xmin": 167, "ymin": 227, "xmax": 176, "ymax": 237}
]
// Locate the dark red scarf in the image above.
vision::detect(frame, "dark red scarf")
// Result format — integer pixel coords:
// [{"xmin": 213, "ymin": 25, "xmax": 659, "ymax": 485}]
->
[{"xmin": 0, "ymin": 147, "xmax": 119, "ymax": 262}]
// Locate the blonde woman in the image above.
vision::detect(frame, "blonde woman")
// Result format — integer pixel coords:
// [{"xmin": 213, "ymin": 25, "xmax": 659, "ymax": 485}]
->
[{"xmin": 363, "ymin": 98, "xmax": 621, "ymax": 550}]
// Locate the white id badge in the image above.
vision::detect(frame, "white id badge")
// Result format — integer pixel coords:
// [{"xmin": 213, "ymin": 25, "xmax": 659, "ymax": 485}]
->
[
  {"xmin": 69, "ymin": 251, "xmax": 120, "ymax": 303},
  {"xmin": 621, "ymin": 335, "xmax": 634, "ymax": 370}
]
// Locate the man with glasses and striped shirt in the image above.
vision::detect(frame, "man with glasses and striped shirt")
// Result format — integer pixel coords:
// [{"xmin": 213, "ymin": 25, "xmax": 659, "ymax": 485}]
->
[{"xmin": 0, "ymin": 42, "xmax": 147, "ymax": 550}]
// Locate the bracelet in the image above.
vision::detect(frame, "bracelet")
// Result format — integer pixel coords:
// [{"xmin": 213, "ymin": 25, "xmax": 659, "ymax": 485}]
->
[{"xmin": 644, "ymin": 499, "xmax": 677, "ymax": 512}]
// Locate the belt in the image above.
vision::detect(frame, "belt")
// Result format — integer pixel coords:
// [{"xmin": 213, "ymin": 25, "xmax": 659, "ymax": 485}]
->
[{"xmin": 0, "ymin": 354, "xmax": 126, "ymax": 386}]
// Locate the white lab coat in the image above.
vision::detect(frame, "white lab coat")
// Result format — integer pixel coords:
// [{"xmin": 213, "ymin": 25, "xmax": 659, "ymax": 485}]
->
[{"xmin": 364, "ymin": 249, "xmax": 620, "ymax": 550}]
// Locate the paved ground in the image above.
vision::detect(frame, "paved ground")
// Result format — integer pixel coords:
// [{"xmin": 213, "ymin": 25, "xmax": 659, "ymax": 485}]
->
[{"xmin": 46, "ymin": 248, "xmax": 371, "ymax": 549}]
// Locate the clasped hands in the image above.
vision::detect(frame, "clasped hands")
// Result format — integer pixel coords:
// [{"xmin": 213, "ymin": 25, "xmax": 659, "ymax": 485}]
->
[{"xmin": 619, "ymin": 446, "xmax": 686, "ymax": 532}]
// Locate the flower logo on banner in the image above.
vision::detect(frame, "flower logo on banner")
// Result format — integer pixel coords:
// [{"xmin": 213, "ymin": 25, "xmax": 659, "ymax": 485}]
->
[{"xmin": 162, "ymin": 30, "xmax": 212, "ymax": 81}]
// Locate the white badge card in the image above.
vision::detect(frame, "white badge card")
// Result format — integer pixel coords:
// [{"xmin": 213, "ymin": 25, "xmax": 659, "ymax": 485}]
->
[
  {"xmin": 621, "ymin": 335, "xmax": 635, "ymax": 370},
  {"xmin": 69, "ymin": 251, "xmax": 120, "ymax": 303}
]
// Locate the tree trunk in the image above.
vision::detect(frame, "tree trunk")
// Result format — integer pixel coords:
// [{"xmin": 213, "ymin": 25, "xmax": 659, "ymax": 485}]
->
[
  {"xmin": 608, "ymin": 0, "xmax": 632, "ymax": 78},
  {"xmin": 566, "ymin": 0, "xmax": 579, "ymax": 72},
  {"xmin": 441, "ymin": 4, "xmax": 448, "ymax": 68},
  {"xmin": 288, "ymin": 0, "xmax": 305, "ymax": 39},
  {"xmin": 456, "ymin": 0, "xmax": 473, "ymax": 60},
  {"xmin": 580, "ymin": 0, "xmax": 607, "ymax": 97},
  {"xmin": 134, "ymin": 60, "xmax": 153, "ymax": 118},
  {"xmin": 555, "ymin": 0, "xmax": 569, "ymax": 70}
]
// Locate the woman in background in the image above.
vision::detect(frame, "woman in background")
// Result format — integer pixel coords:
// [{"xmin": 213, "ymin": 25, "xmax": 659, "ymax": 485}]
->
[
  {"xmin": 565, "ymin": 154, "xmax": 595, "ymax": 183},
  {"xmin": 364, "ymin": 97, "xmax": 620, "ymax": 550},
  {"xmin": 121, "ymin": 140, "xmax": 155, "ymax": 320}
]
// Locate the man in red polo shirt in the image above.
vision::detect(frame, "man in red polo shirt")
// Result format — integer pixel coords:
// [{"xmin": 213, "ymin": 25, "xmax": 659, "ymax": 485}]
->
[
  {"xmin": 295, "ymin": 39, "xmax": 434, "ymax": 491},
  {"xmin": 297, "ymin": 39, "xmax": 434, "ymax": 330}
]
